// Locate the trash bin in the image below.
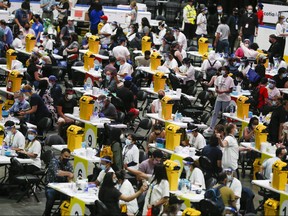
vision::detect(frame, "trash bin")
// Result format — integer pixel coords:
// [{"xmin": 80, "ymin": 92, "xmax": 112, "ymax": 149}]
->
[
  {"xmin": 6, "ymin": 49, "xmax": 17, "ymax": 70},
  {"xmin": 67, "ymin": 125, "xmax": 84, "ymax": 151},
  {"xmin": 264, "ymin": 199, "xmax": 279, "ymax": 216},
  {"xmin": 142, "ymin": 36, "xmax": 151, "ymax": 54},
  {"xmin": 150, "ymin": 51, "xmax": 162, "ymax": 71},
  {"xmin": 83, "ymin": 51, "xmax": 95, "ymax": 71},
  {"xmin": 97, "ymin": 23, "xmax": 104, "ymax": 34},
  {"xmin": 163, "ymin": 160, "xmax": 181, "ymax": 191},
  {"xmin": 272, "ymin": 160, "xmax": 288, "ymax": 190},
  {"xmin": 60, "ymin": 200, "xmax": 70, "ymax": 216},
  {"xmin": 182, "ymin": 208, "xmax": 201, "ymax": 216},
  {"xmin": 198, "ymin": 37, "xmax": 209, "ymax": 55},
  {"xmin": 88, "ymin": 35, "xmax": 100, "ymax": 54},
  {"xmin": 3, "ymin": 99, "xmax": 14, "ymax": 110},
  {"xmin": 202, "ymin": 52, "xmax": 209, "ymax": 61},
  {"xmin": 79, "ymin": 96, "xmax": 95, "ymax": 120},
  {"xmin": 0, "ymin": 126, "xmax": 4, "ymax": 147},
  {"xmin": 6, "ymin": 70, "xmax": 23, "ymax": 93},
  {"xmin": 25, "ymin": 34, "xmax": 36, "ymax": 52},
  {"xmin": 236, "ymin": 96, "xmax": 250, "ymax": 119},
  {"xmin": 165, "ymin": 124, "xmax": 181, "ymax": 151},
  {"xmin": 153, "ymin": 72, "xmax": 166, "ymax": 92},
  {"xmin": 254, "ymin": 124, "xmax": 268, "ymax": 150},
  {"xmin": 161, "ymin": 96, "xmax": 174, "ymax": 120},
  {"xmin": 253, "ymin": 158, "xmax": 261, "ymax": 180}
]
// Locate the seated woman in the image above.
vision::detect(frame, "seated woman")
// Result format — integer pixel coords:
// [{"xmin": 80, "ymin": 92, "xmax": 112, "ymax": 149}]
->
[
  {"xmin": 122, "ymin": 134, "xmax": 139, "ymax": 170},
  {"xmin": 148, "ymin": 124, "xmax": 166, "ymax": 143},
  {"xmin": 183, "ymin": 157, "xmax": 206, "ymax": 189},
  {"xmin": 64, "ymin": 32, "xmax": 79, "ymax": 81},
  {"xmin": 163, "ymin": 53, "xmax": 178, "ymax": 72},
  {"xmin": 18, "ymin": 129, "xmax": 41, "ymax": 174},
  {"xmin": 102, "ymin": 70, "xmax": 117, "ymax": 93},
  {"xmin": 243, "ymin": 117, "xmax": 259, "ymax": 142}
]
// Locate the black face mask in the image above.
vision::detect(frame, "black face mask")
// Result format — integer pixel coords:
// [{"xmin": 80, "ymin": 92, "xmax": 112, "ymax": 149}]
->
[
  {"xmin": 62, "ymin": 158, "xmax": 69, "ymax": 164},
  {"xmin": 158, "ymin": 95, "xmax": 164, "ymax": 100},
  {"xmin": 24, "ymin": 27, "xmax": 29, "ymax": 30},
  {"xmin": 269, "ymin": 39, "xmax": 273, "ymax": 44},
  {"xmin": 155, "ymin": 132, "xmax": 161, "ymax": 135}
]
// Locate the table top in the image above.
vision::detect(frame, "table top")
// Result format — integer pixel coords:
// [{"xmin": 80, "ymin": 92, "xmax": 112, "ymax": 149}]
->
[
  {"xmin": 240, "ymin": 142, "xmax": 275, "ymax": 158},
  {"xmin": 137, "ymin": 66, "xmax": 170, "ymax": 75},
  {"xmin": 15, "ymin": 48, "xmax": 63, "ymax": 60},
  {"xmin": 65, "ymin": 113, "xmax": 127, "ymax": 129},
  {"xmin": 72, "ymin": 87, "xmax": 108, "ymax": 97},
  {"xmin": 0, "ymin": 116, "xmax": 37, "ymax": 129},
  {"xmin": 170, "ymin": 190, "xmax": 205, "ymax": 202},
  {"xmin": 71, "ymin": 66, "xmax": 102, "ymax": 77},
  {"xmin": 0, "ymin": 64, "xmax": 11, "ymax": 73},
  {"xmin": 79, "ymin": 50, "xmax": 109, "ymax": 60},
  {"xmin": 265, "ymin": 69, "xmax": 277, "ymax": 77},
  {"xmin": 252, "ymin": 180, "xmax": 288, "ymax": 196},
  {"xmin": 0, "ymin": 87, "xmax": 14, "ymax": 95},
  {"xmin": 0, "ymin": 155, "xmax": 33, "ymax": 164},
  {"xmin": 187, "ymin": 51, "xmax": 203, "ymax": 58},
  {"xmin": 222, "ymin": 113, "xmax": 250, "ymax": 124},
  {"xmin": 279, "ymin": 88, "xmax": 288, "ymax": 95},
  {"xmin": 48, "ymin": 182, "xmax": 98, "ymax": 205},
  {"xmin": 141, "ymin": 87, "xmax": 196, "ymax": 101}
]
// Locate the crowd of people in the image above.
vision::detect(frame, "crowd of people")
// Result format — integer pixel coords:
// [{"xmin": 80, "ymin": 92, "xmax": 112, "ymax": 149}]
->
[{"xmin": 1, "ymin": 0, "xmax": 288, "ymax": 215}]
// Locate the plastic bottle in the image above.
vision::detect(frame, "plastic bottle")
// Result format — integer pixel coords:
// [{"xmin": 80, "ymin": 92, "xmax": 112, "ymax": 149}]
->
[
  {"xmin": 259, "ymin": 112, "xmax": 263, "ymax": 123},
  {"xmin": 150, "ymin": 81, "xmax": 154, "ymax": 89}
]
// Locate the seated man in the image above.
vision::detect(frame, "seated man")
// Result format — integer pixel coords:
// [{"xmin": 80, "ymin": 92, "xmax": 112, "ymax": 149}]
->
[
  {"xmin": 44, "ymin": 148, "xmax": 73, "ymax": 216},
  {"xmin": 97, "ymin": 95, "xmax": 117, "ymax": 120},
  {"xmin": 117, "ymin": 55, "xmax": 133, "ymax": 79},
  {"xmin": 148, "ymin": 124, "xmax": 166, "ymax": 144},
  {"xmin": 3, "ymin": 120, "xmax": 25, "ymax": 151},
  {"xmin": 185, "ymin": 124, "xmax": 206, "ymax": 150},
  {"xmin": 48, "ymin": 75, "xmax": 62, "ymax": 106},
  {"xmin": 135, "ymin": 50, "xmax": 151, "ymax": 67},
  {"xmin": 8, "ymin": 91, "xmax": 30, "ymax": 121}
]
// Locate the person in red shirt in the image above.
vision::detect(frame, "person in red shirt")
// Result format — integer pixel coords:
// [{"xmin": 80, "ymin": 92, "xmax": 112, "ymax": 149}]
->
[
  {"xmin": 257, "ymin": 77, "xmax": 269, "ymax": 110},
  {"xmin": 256, "ymin": 3, "xmax": 264, "ymax": 25}
]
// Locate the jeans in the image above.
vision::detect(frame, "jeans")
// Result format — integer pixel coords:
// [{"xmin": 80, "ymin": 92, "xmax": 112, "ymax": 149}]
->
[
  {"xmin": 216, "ymin": 39, "xmax": 229, "ymax": 54},
  {"xmin": 210, "ymin": 100, "xmax": 230, "ymax": 129},
  {"xmin": 44, "ymin": 187, "xmax": 68, "ymax": 216}
]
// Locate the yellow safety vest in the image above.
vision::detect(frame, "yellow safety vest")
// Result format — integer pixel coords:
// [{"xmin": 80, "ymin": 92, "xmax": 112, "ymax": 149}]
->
[{"xmin": 184, "ymin": 5, "xmax": 196, "ymax": 25}]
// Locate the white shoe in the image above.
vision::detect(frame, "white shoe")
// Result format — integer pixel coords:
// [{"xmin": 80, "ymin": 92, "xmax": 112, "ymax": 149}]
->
[{"xmin": 204, "ymin": 127, "xmax": 213, "ymax": 134}]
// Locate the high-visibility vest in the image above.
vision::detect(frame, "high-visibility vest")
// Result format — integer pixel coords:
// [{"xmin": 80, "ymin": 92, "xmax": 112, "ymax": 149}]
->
[{"xmin": 184, "ymin": 5, "xmax": 196, "ymax": 25}]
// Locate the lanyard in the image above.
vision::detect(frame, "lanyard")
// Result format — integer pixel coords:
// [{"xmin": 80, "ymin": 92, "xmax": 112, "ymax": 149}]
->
[
  {"xmin": 25, "ymin": 141, "xmax": 34, "ymax": 151},
  {"xmin": 9, "ymin": 134, "xmax": 15, "ymax": 147},
  {"xmin": 148, "ymin": 183, "xmax": 156, "ymax": 205}
]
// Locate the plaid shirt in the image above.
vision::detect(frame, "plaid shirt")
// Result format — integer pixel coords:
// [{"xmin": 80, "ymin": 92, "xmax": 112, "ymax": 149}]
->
[{"xmin": 45, "ymin": 157, "xmax": 73, "ymax": 184}]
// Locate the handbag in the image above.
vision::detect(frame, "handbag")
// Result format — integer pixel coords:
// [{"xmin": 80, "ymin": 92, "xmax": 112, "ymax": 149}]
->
[{"xmin": 58, "ymin": 13, "xmax": 66, "ymax": 22}]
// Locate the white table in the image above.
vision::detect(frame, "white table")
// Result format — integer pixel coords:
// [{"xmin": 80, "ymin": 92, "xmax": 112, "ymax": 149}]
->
[
  {"xmin": 65, "ymin": 113, "xmax": 127, "ymax": 129},
  {"xmin": 148, "ymin": 143, "xmax": 199, "ymax": 161},
  {"xmin": 72, "ymin": 87, "xmax": 108, "ymax": 97},
  {"xmin": 279, "ymin": 88, "xmax": 288, "ymax": 95},
  {"xmin": 141, "ymin": 87, "xmax": 196, "ymax": 101},
  {"xmin": 15, "ymin": 48, "xmax": 63, "ymax": 60},
  {"xmin": 71, "ymin": 66, "xmax": 102, "ymax": 77},
  {"xmin": 146, "ymin": 113, "xmax": 208, "ymax": 129},
  {"xmin": 265, "ymin": 69, "xmax": 277, "ymax": 78},
  {"xmin": 0, "ymin": 116, "xmax": 37, "ymax": 129},
  {"xmin": 187, "ymin": 51, "xmax": 203, "ymax": 58},
  {"xmin": 240, "ymin": 142, "xmax": 275, "ymax": 158},
  {"xmin": 48, "ymin": 182, "xmax": 98, "ymax": 205},
  {"xmin": 0, "ymin": 64, "xmax": 11, "ymax": 73},
  {"xmin": 137, "ymin": 66, "xmax": 169, "ymax": 75},
  {"xmin": 0, "ymin": 87, "xmax": 15, "ymax": 96},
  {"xmin": 170, "ymin": 190, "xmax": 205, "ymax": 203},
  {"xmin": 222, "ymin": 113, "xmax": 250, "ymax": 124},
  {"xmin": 0, "ymin": 155, "xmax": 33, "ymax": 165},
  {"xmin": 79, "ymin": 50, "xmax": 109, "ymax": 60},
  {"xmin": 208, "ymin": 87, "xmax": 251, "ymax": 99}
]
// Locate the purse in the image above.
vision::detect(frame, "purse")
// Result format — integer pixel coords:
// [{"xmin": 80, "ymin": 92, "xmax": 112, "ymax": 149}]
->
[{"xmin": 58, "ymin": 13, "xmax": 66, "ymax": 22}]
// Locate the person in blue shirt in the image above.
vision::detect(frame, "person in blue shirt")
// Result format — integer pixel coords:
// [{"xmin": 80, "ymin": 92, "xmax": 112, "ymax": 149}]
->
[
  {"xmin": 32, "ymin": 14, "xmax": 44, "ymax": 42},
  {"xmin": 0, "ymin": 20, "xmax": 13, "ymax": 46},
  {"xmin": 8, "ymin": 91, "xmax": 30, "ymax": 121},
  {"xmin": 48, "ymin": 75, "xmax": 62, "ymax": 106},
  {"xmin": 88, "ymin": 2, "xmax": 104, "ymax": 35},
  {"xmin": 15, "ymin": 2, "xmax": 31, "ymax": 30}
]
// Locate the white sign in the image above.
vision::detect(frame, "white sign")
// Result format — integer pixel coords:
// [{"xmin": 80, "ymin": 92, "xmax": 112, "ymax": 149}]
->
[{"xmin": 263, "ymin": 3, "xmax": 288, "ymax": 24}]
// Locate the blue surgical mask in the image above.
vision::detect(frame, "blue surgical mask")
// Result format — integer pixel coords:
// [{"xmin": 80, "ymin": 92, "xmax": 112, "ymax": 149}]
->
[
  {"xmin": 125, "ymin": 139, "xmax": 132, "ymax": 145},
  {"xmin": 28, "ymin": 134, "xmax": 35, "ymax": 141},
  {"xmin": 14, "ymin": 98, "xmax": 19, "ymax": 103},
  {"xmin": 106, "ymin": 75, "xmax": 111, "ymax": 81},
  {"xmin": 283, "ymin": 73, "xmax": 287, "ymax": 78},
  {"xmin": 116, "ymin": 61, "xmax": 120, "ymax": 66},
  {"xmin": 184, "ymin": 165, "xmax": 190, "ymax": 172},
  {"xmin": 5, "ymin": 130, "xmax": 12, "ymax": 136},
  {"xmin": 217, "ymin": 9, "xmax": 222, "ymax": 14},
  {"xmin": 268, "ymin": 83, "xmax": 274, "ymax": 89},
  {"xmin": 100, "ymin": 164, "xmax": 106, "ymax": 170}
]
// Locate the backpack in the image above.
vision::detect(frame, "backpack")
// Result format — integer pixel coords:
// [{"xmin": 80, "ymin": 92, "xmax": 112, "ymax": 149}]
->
[
  {"xmin": 206, "ymin": 60, "xmax": 218, "ymax": 81},
  {"xmin": 247, "ymin": 68, "xmax": 260, "ymax": 83},
  {"xmin": 204, "ymin": 184, "xmax": 225, "ymax": 213},
  {"xmin": 248, "ymin": 86, "xmax": 260, "ymax": 110}
]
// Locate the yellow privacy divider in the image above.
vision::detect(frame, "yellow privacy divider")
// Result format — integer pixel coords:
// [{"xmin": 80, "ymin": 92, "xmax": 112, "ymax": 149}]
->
[
  {"xmin": 25, "ymin": 34, "xmax": 36, "ymax": 52},
  {"xmin": 236, "ymin": 96, "xmax": 249, "ymax": 119},
  {"xmin": 272, "ymin": 160, "xmax": 288, "ymax": 191},
  {"xmin": 6, "ymin": 49, "xmax": 16, "ymax": 70},
  {"xmin": 254, "ymin": 124, "xmax": 268, "ymax": 150},
  {"xmin": 7, "ymin": 70, "xmax": 23, "ymax": 93},
  {"xmin": 163, "ymin": 160, "xmax": 180, "ymax": 191},
  {"xmin": 198, "ymin": 37, "xmax": 208, "ymax": 55},
  {"xmin": 142, "ymin": 36, "xmax": 151, "ymax": 54},
  {"xmin": 165, "ymin": 124, "xmax": 181, "ymax": 150},
  {"xmin": 88, "ymin": 35, "xmax": 100, "ymax": 54},
  {"xmin": 150, "ymin": 51, "xmax": 162, "ymax": 71},
  {"xmin": 182, "ymin": 207, "xmax": 201, "ymax": 216},
  {"xmin": 153, "ymin": 71, "xmax": 166, "ymax": 92},
  {"xmin": 264, "ymin": 199, "xmax": 279, "ymax": 216},
  {"xmin": 161, "ymin": 96, "xmax": 174, "ymax": 120},
  {"xmin": 67, "ymin": 125, "xmax": 84, "ymax": 151},
  {"xmin": 79, "ymin": 96, "xmax": 95, "ymax": 120},
  {"xmin": 83, "ymin": 51, "xmax": 95, "ymax": 71}
]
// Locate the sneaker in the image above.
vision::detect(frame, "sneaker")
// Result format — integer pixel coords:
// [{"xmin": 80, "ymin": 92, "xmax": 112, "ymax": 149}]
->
[{"xmin": 204, "ymin": 127, "xmax": 213, "ymax": 134}]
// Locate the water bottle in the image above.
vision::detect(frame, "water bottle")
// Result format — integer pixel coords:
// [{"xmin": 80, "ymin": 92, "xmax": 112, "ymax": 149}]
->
[
  {"xmin": 259, "ymin": 112, "xmax": 263, "ymax": 123},
  {"xmin": 150, "ymin": 81, "xmax": 154, "ymax": 89},
  {"xmin": 81, "ymin": 141, "xmax": 87, "ymax": 149}
]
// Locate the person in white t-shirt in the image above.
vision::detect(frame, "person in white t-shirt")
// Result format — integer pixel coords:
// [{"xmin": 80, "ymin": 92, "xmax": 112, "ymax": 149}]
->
[
  {"xmin": 186, "ymin": 124, "xmax": 206, "ymax": 150},
  {"xmin": 173, "ymin": 27, "xmax": 187, "ymax": 51},
  {"xmin": 178, "ymin": 58, "xmax": 196, "ymax": 84},
  {"xmin": 12, "ymin": 29, "xmax": 24, "ymax": 49},
  {"xmin": 204, "ymin": 66, "xmax": 234, "ymax": 133},
  {"xmin": 163, "ymin": 53, "xmax": 178, "ymax": 71},
  {"xmin": 3, "ymin": 121, "xmax": 25, "ymax": 151},
  {"xmin": 112, "ymin": 37, "xmax": 130, "ymax": 60},
  {"xmin": 267, "ymin": 78, "xmax": 281, "ymax": 106},
  {"xmin": 195, "ymin": 7, "xmax": 208, "ymax": 39},
  {"xmin": 151, "ymin": 90, "xmax": 165, "ymax": 113},
  {"xmin": 117, "ymin": 55, "xmax": 133, "ymax": 79},
  {"xmin": 219, "ymin": 123, "xmax": 239, "ymax": 171},
  {"xmin": 94, "ymin": 156, "xmax": 114, "ymax": 186},
  {"xmin": 224, "ymin": 167, "xmax": 242, "ymax": 211},
  {"xmin": 122, "ymin": 134, "xmax": 139, "ymax": 170},
  {"xmin": 183, "ymin": 157, "xmax": 206, "ymax": 189},
  {"xmin": 116, "ymin": 170, "xmax": 139, "ymax": 215},
  {"xmin": 99, "ymin": 15, "xmax": 112, "ymax": 45}
]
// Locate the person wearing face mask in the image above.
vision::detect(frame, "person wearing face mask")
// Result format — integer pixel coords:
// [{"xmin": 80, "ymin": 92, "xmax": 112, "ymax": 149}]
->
[
  {"xmin": 99, "ymin": 15, "xmax": 112, "ymax": 46},
  {"xmin": 151, "ymin": 90, "xmax": 165, "ymax": 113},
  {"xmin": 183, "ymin": 0, "xmax": 196, "ymax": 40},
  {"xmin": 256, "ymin": 3, "xmax": 264, "ymax": 26},
  {"xmin": 112, "ymin": 37, "xmax": 130, "ymax": 60},
  {"xmin": 214, "ymin": 16, "xmax": 230, "ymax": 54},
  {"xmin": 243, "ymin": 117, "xmax": 259, "ymax": 142},
  {"xmin": 267, "ymin": 78, "xmax": 281, "ymax": 107},
  {"xmin": 219, "ymin": 123, "xmax": 240, "ymax": 176},
  {"xmin": 44, "ymin": 148, "xmax": 73, "ymax": 216},
  {"xmin": 157, "ymin": 21, "xmax": 167, "ymax": 42},
  {"xmin": 19, "ymin": 84, "xmax": 51, "ymax": 125},
  {"xmin": 3, "ymin": 120, "xmax": 25, "ymax": 151},
  {"xmin": 208, "ymin": 5, "xmax": 226, "ymax": 35},
  {"xmin": 48, "ymin": 75, "xmax": 62, "ymax": 106},
  {"xmin": 275, "ymin": 16, "xmax": 288, "ymax": 59},
  {"xmin": 204, "ymin": 66, "xmax": 234, "ymax": 134},
  {"xmin": 273, "ymin": 67, "xmax": 288, "ymax": 88},
  {"xmin": 12, "ymin": 29, "xmax": 24, "ymax": 49},
  {"xmin": 117, "ymin": 55, "xmax": 134, "ymax": 79},
  {"xmin": 195, "ymin": 7, "xmax": 208, "ymax": 41},
  {"xmin": 185, "ymin": 124, "xmax": 206, "ymax": 150},
  {"xmin": 94, "ymin": 156, "xmax": 114, "ymax": 186},
  {"xmin": 173, "ymin": 27, "xmax": 187, "ymax": 51},
  {"xmin": 8, "ymin": 91, "xmax": 30, "ymax": 121},
  {"xmin": 178, "ymin": 58, "xmax": 196, "ymax": 84},
  {"xmin": 18, "ymin": 129, "xmax": 41, "ymax": 174},
  {"xmin": 163, "ymin": 53, "xmax": 178, "ymax": 71},
  {"xmin": 162, "ymin": 196, "xmax": 184, "ymax": 216},
  {"xmin": 97, "ymin": 95, "xmax": 118, "ymax": 120},
  {"xmin": 183, "ymin": 157, "xmax": 206, "ymax": 189},
  {"xmin": 135, "ymin": 50, "xmax": 151, "ymax": 67},
  {"xmin": 15, "ymin": 2, "xmax": 31, "ymax": 31},
  {"xmin": 234, "ymin": 72, "xmax": 249, "ymax": 90},
  {"xmin": 266, "ymin": 34, "xmax": 282, "ymax": 64},
  {"xmin": 0, "ymin": 20, "xmax": 13, "ymax": 46},
  {"xmin": 32, "ymin": 14, "xmax": 43, "ymax": 43},
  {"xmin": 102, "ymin": 70, "xmax": 117, "ymax": 93},
  {"xmin": 148, "ymin": 124, "xmax": 166, "ymax": 144},
  {"xmin": 88, "ymin": 2, "xmax": 104, "ymax": 35},
  {"xmin": 224, "ymin": 168, "xmax": 242, "ymax": 211},
  {"xmin": 227, "ymin": 8, "xmax": 240, "ymax": 54},
  {"xmin": 239, "ymin": 5, "xmax": 258, "ymax": 43},
  {"xmin": 22, "ymin": 21, "xmax": 35, "ymax": 45},
  {"xmin": 122, "ymin": 134, "xmax": 139, "ymax": 170},
  {"xmin": 235, "ymin": 38, "xmax": 250, "ymax": 58}
]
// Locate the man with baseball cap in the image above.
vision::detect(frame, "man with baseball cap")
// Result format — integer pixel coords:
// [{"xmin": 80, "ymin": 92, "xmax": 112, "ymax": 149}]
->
[
  {"xmin": 186, "ymin": 124, "xmax": 206, "ymax": 150},
  {"xmin": 59, "ymin": 16, "xmax": 75, "ymax": 39},
  {"xmin": 3, "ymin": 120, "xmax": 25, "ymax": 151},
  {"xmin": 48, "ymin": 75, "xmax": 62, "ymax": 106},
  {"xmin": 99, "ymin": 15, "xmax": 112, "ymax": 46}
]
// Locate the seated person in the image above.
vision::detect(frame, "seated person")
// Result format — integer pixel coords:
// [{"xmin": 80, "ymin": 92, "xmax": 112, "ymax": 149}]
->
[
  {"xmin": 117, "ymin": 55, "xmax": 133, "ymax": 79},
  {"xmin": 151, "ymin": 90, "xmax": 165, "ymax": 113},
  {"xmin": 48, "ymin": 75, "xmax": 62, "ymax": 106},
  {"xmin": 201, "ymin": 51, "xmax": 222, "ymax": 80},
  {"xmin": 178, "ymin": 58, "xmax": 196, "ymax": 84},
  {"xmin": 122, "ymin": 134, "xmax": 139, "ymax": 170},
  {"xmin": 104, "ymin": 56, "xmax": 117, "ymax": 75},
  {"xmin": 3, "ymin": 120, "xmax": 25, "ymax": 151},
  {"xmin": 238, "ymin": 36, "xmax": 259, "ymax": 59},
  {"xmin": 135, "ymin": 50, "xmax": 151, "ymax": 67},
  {"xmin": 148, "ymin": 124, "xmax": 166, "ymax": 143},
  {"xmin": 185, "ymin": 124, "xmax": 206, "ymax": 150},
  {"xmin": 243, "ymin": 117, "xmax": 259, "ymax": 142},
  {"xmin": 235, "ymin": 39, "xmax": 250, "ymax": 58},
  {"xmin": 81, "ymin": 32, "xmax": 91, "ymax": 49},
  {"xmin": 183, "ymin": 157, "xmax": 206, "ymax": 189},
  {"xmin": 8, "ymin": 91, "xmax": 30, "ymax": 121},
  {"xmin": 267, "ymin": 78, "xmax": 281, "ymax": 107},
  {"xmin": 116, "ymin": 81, "xmax": 135, "ymax": 113},
  {"xmin": 234, "ymin": 72, "xmax": 249, "ymax": 90},
  {"xmin": 44, "ymin": 148, "xmax": 73, "ymax": 216},
  {"xmin": 97, "ymin": 95, "xmax": 118, "ymax": 120},
  {"xmin": 102, "ymin": 70, "xmax": 117, "ymax": 93},
  {"xmin": 18, "ymin": 129, "xmax": 41, "ymax": 174},
  {"xmin": 94, "ymin": 156, "xmax": 114, "ymax": 186},
  {"xmin": 163, "ymin": 53, "xmax": 178, "ymax": 71},
  {"xmin": 273, "ymin": 67, "xmax": 288, "ymax": 88},
  {"xmin": 12, "ymin": 29, "xmax": 24, "ymax": 49}
]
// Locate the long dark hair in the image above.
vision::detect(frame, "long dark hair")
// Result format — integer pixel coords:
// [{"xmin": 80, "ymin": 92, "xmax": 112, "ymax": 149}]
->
[
  {"xmin": 248, "ymin": 117, "xmax": 258, "ymax": 130},
  {"xmin": 151, "ymin": 164, "xmax": 168, "ymax": 185}
]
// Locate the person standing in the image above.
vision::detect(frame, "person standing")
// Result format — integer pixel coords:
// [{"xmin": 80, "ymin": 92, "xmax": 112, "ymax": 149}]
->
[
  {"xmin": 40, "ymin": 0, "xmax": 56, "ymax": 22},
  {"xmin": 195, "ymin": 7, "xmax": 208, "ymax": 40},
  {"xmin": 183, "ymin": 0, "xmax": 196, "ymax": 40},
  {"xmin": 32, "ymin": 14, "xmax": 44, "ymax": 43},
  {"xmin": 275, "ymin": 16, "xmax": 288, "ymax": 60},
  {"xmin": 0, "ymin": 20, "xmax": 13, "ymax": 46},
  {"xmin": 99, "ymin": 15, "xmax": 112, "ymax": 46},
  {"xmin": 256, "ymin": 3, "xmax": 264, "ymax": 26},
  {"xmin": 227, "ymin": 8, "xmax": 240, "ymax": 53},
  {"xmin": 214, "ymin": 16, "xmax": 230, "ymax": 54},
  {"xmin": 127, "ymin": 1, "xmax": 138, "ymax": 25},
  {"xmin": 204, "ymin": 66, "xmax": 234, "ymax": 133},
  {"xmin": 88, "ymin": 2, "xmax": 104, "ymax": 35},
  {"xmin": 239, "ymin": 5, "xmax": 258, "ymax": 43}
]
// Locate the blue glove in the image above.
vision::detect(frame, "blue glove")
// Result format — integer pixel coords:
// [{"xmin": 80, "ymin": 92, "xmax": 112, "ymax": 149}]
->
[
  {"xmin": 127, "ymin": 59, "xmax": 132, "ymax": 65},
  {"xmin": 99, "ymin": 113, "xmax": 105, "ymax": 118}
]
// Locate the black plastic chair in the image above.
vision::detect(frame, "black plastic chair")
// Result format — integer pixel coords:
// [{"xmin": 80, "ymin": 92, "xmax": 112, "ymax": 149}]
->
[
  {"xmin": 185, "ymin": 84, "xmax": 197, "ymax": 97},
  {"xmin": 116, "ymin": 111, "xmax": 125, "ymax": 124},
  {"xmin": 169, "ymin": 73, "xmax": 184, "ymax": 91},
  {"xmin": 199, "ymin": 199, "xmax": 223, "ymax": 216},
  {"xmin": 95, "ymin": 200, "xmax": 109, "ymax": 216},
  {"xmin": 37, "ymin": 117, "xmax": 53, "ymax": 140},
  {"xmin": 44, "ymin": 134, "xmax": 65, "ymax": 147},
  {"xmin": 255, "ymin": 172, "xmax": 273, "ymax": 212},
  {"xmin": 9, "ymin": 157, "xmax": 41, "ymax": 203},
  {"xmin": 133, "ymin": 118, "xmax": 152, "ymax": 150},
  {"xmin": 72, "ymin": 61, "xmax": 85, "ymax": 86},
  {"xmin": 136, "ymin": 90, "xmax": 148, "ymax": 112}
]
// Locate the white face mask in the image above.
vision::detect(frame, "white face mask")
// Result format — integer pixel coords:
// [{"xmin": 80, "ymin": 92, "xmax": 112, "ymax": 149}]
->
[
  {"xmin": 66, "ymin": 95, "xmax": 73, "ymax": 100},
  {"xmin": 184, "ymin": 165, "xmax": 190, "ymax": 172},
  {"xmin": 49, "ymin": 83, "xmax": 53, "ymax": 88},
  {"xmin": 125, "ymin": 139, "xmax": 132, "ymax": 145},
  {"xmin": 227, "ymin": 174, "xmax": 233, "ymax": 181},
  {"xmin": 221, "ymin": 70, "xmax": 226, "ymax": 75},
  {"xmin": 247, "ymin": 9, "xmax": 253, "ymax": 14}
]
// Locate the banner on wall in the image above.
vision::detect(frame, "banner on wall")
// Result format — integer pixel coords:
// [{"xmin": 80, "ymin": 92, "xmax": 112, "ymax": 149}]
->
[
  {"xmin": 74, "ymin": 155, "xmax": 89, "ymax": 181},
  {"xmin": 263, "ymin": 3, "xmax": 288, "ymax": 24}
]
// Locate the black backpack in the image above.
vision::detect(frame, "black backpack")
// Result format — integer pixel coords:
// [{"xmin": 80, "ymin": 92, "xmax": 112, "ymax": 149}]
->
[
  {"xmin": 204, "ymin": 184, "xmax": 225, "ymax": 213},
  {"xmin": 206, "ymin": 60, "xmax": 218, "ymax": 81}
]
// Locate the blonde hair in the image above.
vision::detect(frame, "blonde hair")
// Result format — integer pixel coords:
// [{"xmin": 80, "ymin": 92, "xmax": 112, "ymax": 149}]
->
[{"xmin": 130, "ymin": 1, "xmax": 138, "ymax": 12}]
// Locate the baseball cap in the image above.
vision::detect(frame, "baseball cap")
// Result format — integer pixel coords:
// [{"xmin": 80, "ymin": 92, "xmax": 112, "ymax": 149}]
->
[
  {"xmin": 100, "ymin": 15, "xmax": 108, "ymax": 21},
  {"xmin": 67, "ymin": 16, "xmax": 74, "ymax": 21},
  {"xmin": 48, "ymin": 75, "xmax": 57, "ymax": 82}
]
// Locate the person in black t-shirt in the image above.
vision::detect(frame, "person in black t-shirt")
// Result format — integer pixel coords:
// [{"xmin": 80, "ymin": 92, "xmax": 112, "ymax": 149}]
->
[
  {"xmin": 116, "ymin": 81, "xmax": 135, "ymax": 112},
  {"xmin": 56, "ymin": 89, "xmax": 77, "ymax": 125},
  {"xmin": 19, "ymin": 84, "xmax": 51, "ymax": 125},
  {"xmin": 239, "ymin": 5, "xmax": 258, "ymax": 43},
  {"xmin": 273, "ymin": 67, "xmax": 288, "ymax": 88}
]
